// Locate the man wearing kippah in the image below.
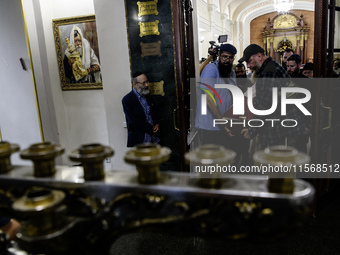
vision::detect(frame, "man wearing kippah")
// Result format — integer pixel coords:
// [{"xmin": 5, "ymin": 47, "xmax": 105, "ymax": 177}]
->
[
  {"xmin": 195, "ymin": 43, "xmax": 241, "ymax": 156},
  {"xmin": 239, "ymin": 44, "xmax": 305, "ymax": 149},
  {"xmin": 122, "ymin": 72, "xmax": 160, "ymax": 147},
  {"xmin": 302, "ymin": 63, "xmax": 313, "ymax": 78}
]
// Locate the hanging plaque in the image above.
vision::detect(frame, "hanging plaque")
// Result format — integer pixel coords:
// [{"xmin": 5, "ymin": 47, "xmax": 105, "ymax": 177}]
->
[
  {"xmin": 137, "ymin": 0, "xmax": 158, "ymax": 16},
  {"xmin": 148, "ymin": 80, "xmax": 165, "ymax": 96},
  {"xmin": 140, "ymin": 41, "xmax": 162, "ymax": 57},
  {"xmin": 139, "ymin": 20, "xmax": 160, "ymax": 37}
]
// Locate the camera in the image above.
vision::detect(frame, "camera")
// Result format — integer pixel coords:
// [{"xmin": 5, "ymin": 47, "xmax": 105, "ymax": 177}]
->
[{"xmin": 207, "ymin": 35, "xmax": 228, "ymax": 62}]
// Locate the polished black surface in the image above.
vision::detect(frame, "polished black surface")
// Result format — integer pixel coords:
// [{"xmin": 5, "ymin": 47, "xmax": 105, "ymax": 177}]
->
[
  {"xmin": 109, "ymin": 182, "xmax": 340, "ymax": 255},
  {"xmin": 125, "ymin": 0, "xmax": 180, "ymax": 170}
]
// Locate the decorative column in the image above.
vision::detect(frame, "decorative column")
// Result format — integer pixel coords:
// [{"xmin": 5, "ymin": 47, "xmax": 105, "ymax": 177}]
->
[
  {"xmin": 208, "ymin": 4, "xmax": 215, "ymax": 43},
  {"xmin": 300, "ymin": 33, "xmax": 305, "ymax": 63},
  {"xmin": 267, "ymin": 37, "xmax": 271, "ymax": 56},
  {"xmin": 304, "ymin": 34, "xmax": 308, "ymax": 63},
  {"xmin": 296, "ymin": 35, "xmax": 301, "ymax": 56},
  {"xmin": 263, "ymin": 37, "xmax": 267, "ymax": 54},
  {"xmin": 270, "ymin": 38, "xmax": 275, "ymax": 58}
]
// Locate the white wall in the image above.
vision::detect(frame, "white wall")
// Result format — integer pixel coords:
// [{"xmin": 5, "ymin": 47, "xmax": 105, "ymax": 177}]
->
[
  {"xmin": 197, "ymin": 0, "xmax": 234, "ymax": 60},
  {"xmin": 4, "ymin": 0, "xmax": 205, "ymax": 171},
  {"xmin": 0, "ymin": 0, "xmax": 42, "ymax": 165},
  {"xmin": 21, "ymin": 0, "xmax": 131, "ymax": 170},
  {"xmin": 93, "ymin": 0, "xmax": 135, "ymax": 171}
]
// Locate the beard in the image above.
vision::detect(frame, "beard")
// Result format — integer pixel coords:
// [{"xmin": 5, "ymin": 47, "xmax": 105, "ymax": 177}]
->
[
  {"xmin": 250, "ymin": 58, "xmax": 262, "ymax": 72},
  {"xmin": 137, "ymin": 87, "xmax": 150, "ymax": 96},
  {"xmin": 282, "ymin": 62, "xmax": 287, "ymax": 70},
  {"xmin": 236, "ymin": 73, "xmax": 247, "ymax": 78},
  {"xmin": 288, "ymin": 68, "xmax": 300, "ymax": 77},
  {"xmin": 75, "ymin": 46, "xmax": 82, "ymax": 58},
  {"xmin": 218, "ymin": 62, "xmax": 232, "ymax": 78}
]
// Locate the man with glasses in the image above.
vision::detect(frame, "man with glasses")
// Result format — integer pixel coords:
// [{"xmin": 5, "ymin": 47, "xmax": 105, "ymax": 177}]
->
[
  {"xmin": 195, "ymin": 43, "xmax": 238, "ymax": 152},
  {"xmin": 122, "ymin": 72, "xmax": 160, "ymax": 147}
]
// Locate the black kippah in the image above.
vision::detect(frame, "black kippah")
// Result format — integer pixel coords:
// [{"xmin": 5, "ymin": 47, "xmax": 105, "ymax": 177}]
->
[
  {"xmin": 132, "ymin": 71, "xmax": 144, "ymax": 78},
  {"xmin": 287, "ymin": 54, "xmax": 301, "ymax": 62},
  {"xmin": 303, "ymin": 62, "xmax": 313, "ymax": 71}
]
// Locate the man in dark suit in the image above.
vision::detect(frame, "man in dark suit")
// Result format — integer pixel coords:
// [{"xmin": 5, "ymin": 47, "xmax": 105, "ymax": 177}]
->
[{"xmin": 122, "ymin": 72, "xmax": 160, "ymax": 147}]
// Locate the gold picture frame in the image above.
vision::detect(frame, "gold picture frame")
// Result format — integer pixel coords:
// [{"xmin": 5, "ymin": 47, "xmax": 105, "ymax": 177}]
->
[{"xmin": 52, "ymin": 15, "xmax": 102, "ymax": 90}]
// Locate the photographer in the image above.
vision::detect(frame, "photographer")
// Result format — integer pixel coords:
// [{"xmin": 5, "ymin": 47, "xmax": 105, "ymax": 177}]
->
[
  {"xmin": 195, "ymin": 43, "xmax": 238, "ymax": 148},
  {"xmin": 199, "ymin": 36, "xmax": 228, "ymax": 75},
  {"xmin": 199, "ymin": 45, "xmax": 218, "ymax": 74}
]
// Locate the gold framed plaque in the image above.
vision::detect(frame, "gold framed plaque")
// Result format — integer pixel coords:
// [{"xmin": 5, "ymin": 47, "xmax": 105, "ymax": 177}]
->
[
  {"xmin": 148, "ymin": 80, "xmax": 165, "ymax": 96},
  {"xmin": 140, "ymin": 41, "xmax": 162, "ymax": 57},
  {"xmin": 137, "ymin": 0, "xmax": 159, "ymax": 16},
  {"xmin": 138, "ymin": 20, "xmax": 160, "ymax": 37}
]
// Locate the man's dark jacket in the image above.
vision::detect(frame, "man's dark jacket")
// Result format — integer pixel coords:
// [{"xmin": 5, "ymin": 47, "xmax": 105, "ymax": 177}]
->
[{"xmin": 122, "ymin": 90, "xmax": 160, "ymax": 147}]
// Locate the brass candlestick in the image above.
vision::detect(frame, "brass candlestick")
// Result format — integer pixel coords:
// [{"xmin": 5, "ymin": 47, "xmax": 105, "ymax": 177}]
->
[
  {"xmin": 253, "ymin": 145, "xmax": 310, "ymax": 194},
  {"xmin": 0, "ymin": 141, "xmax": 19, "ymax": 173},
  {"xmin": 184, "ymin": 144, "xmax": 236, "ymax": 189},
  {"xmin": 20, "ymin": 142, "xmax": 64, "ymax": 177},
  {"xmin": 69, "ymin": 143, "xmax": 114, "ymax": 181},
  {"xmin": 124, "ymin": 143, "xmax": 171, "ymax": 184}
]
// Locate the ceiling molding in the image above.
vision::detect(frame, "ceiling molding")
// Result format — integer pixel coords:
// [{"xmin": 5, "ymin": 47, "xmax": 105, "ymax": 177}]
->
[{"xmin": 233, "ymin": 0, "xmax": 314, "ymax": 57}]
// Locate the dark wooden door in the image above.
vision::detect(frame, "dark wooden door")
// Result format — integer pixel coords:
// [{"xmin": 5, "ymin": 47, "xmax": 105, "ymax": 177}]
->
[
  {"xmin": 312, "ymin": 0, "xmax": 340, "ymax": 213},
  {"xmin": 172, "ymin": 0, "xmax": 196, "ymax": 172}
]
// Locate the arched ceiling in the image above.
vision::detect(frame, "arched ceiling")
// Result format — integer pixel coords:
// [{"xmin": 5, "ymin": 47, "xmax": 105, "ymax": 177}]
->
[
  {"xmin": 217, "ymin": 0, "xmax": 315, "ymax": 53},
  {"xmin": 219, "ymin": 0, "xmax": 314, "ymax": 22}
]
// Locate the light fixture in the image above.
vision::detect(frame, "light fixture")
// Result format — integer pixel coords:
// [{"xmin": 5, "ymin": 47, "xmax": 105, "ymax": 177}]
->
[{"xmin": 274, "ymin": 0, "xmax": 294, "ymax": 13}]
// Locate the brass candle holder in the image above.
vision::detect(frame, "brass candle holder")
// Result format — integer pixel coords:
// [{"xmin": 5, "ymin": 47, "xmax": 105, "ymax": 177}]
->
[
  {"xmin": 0, "ymin": 141, "xmax": 20, "ymax": 173},
  {"xmin": 124, "ymin": 143, "xmax": 171, "ymax": 184},
  {"xmin": 253, "ymin": 145, "xmax": 310, "ymax": 194},
  {"xmin": 20, "ymin": 142, "xmax": 64, "ymax": 177},
  {"xmin": 69, "ymin": 143, "xmax": 114, "ymax": 180},
  {"xmin": 12, "ymin": 187, "xmax": 66, "ymax": 235},
  {"xmin": 184, "ymin": 144, "xmax": 236, "ymax": 189}
]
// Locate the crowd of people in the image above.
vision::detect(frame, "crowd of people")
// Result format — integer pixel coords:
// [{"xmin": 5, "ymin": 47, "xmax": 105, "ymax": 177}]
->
[
  {"xmin": 196, "ymin": 43, "xmax": 321, "ymax": 166},
  {"xmin": 120, "ymin": 42, "xmax": 323, "ymax": 166},
  {"xmin": 120, "ymin": 41, "xmax": 338, "ymax": 167}
]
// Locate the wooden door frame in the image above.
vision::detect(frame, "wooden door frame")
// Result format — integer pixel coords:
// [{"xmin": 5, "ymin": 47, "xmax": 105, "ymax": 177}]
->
[
  {"xmin": 311, "ymin": 0, "xmax": 340, "ymax": 213},
  {"xmin": 172, "ymin": 0, "xmax": 195, "ymax": 172}
]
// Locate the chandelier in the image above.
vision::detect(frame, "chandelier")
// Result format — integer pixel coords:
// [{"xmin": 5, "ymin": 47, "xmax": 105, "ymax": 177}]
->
[{"xmin": 274, "ymin": 0, "xmax": 294, "ymax": 13}]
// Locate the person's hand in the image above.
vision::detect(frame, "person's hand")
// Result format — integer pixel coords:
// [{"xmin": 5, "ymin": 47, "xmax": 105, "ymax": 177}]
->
[
  {"xmin": 68, "ymin": 57, "xmax": 76, "ymax": 65},
  {"xmin": 153, "ymin": 124, "xmax": 160, "ymax": 133},
  {"xmin": 224, "ymin": 126, "xmax": 234, "ymax": 137},
  {"xmin": 87, "ymin": 65, "xmax": 100, "ymax": 74},
  {"xmin": 0, "ymin": 218, "xmax": 21, "ymax": 240},
  {"xmin": 208, "ymin": 47, "xmax": 218, "ymax": 56},
  {"xmin": 241, "ymin": 128, "xmax": 251, "ymax": 139}
]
